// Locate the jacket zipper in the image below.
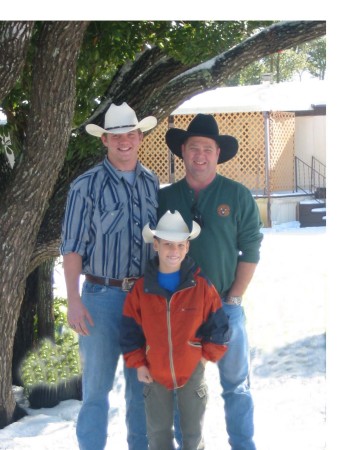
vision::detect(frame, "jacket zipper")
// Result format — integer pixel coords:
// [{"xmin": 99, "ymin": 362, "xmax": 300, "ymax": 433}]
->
[
  {"xmin": 166, "ymin": 285, "xmax": 194, "ymax": 389},
  {"xmin": 166, "ymin": 298, "xmax": 178, "ymax": 389}
]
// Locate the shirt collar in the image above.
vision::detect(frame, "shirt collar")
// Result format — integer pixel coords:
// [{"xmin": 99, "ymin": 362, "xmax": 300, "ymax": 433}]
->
[{"xmin": 103, "ymin": 156, "xmax": 144, "ymax": 182}]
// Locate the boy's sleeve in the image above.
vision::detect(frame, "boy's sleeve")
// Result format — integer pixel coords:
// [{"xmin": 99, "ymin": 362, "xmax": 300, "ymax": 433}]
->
[
  {"xmin": 196, "ymin": 284, "xmax": 229, "ymax": 362},
  {"xmin": 120, "ymin": 287, "xmax": 147, "ymax": 368}
]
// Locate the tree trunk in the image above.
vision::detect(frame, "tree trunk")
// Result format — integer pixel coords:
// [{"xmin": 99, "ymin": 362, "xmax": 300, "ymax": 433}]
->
[
  {"xmin": 0, "ymin": 21, "xmax": 34, "ymax": 100},
  {"xmin": 12, "ymin": 270, "xmax": 39, "ymax": 386},
  {"xmin": 12, "ymin": 258, "xmax": 55, "ymax": 386},
  {"xmin": 0, "ymin": 21, "xmax": 88, "ymax": 429},
  {"xmin": 37, "ymin": 258, "xmax": 55, "ymax": 341}
]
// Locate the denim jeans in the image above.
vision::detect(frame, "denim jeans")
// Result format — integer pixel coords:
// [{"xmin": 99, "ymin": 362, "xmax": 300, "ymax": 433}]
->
[
  {"xmin": 76, "ymin": 281, "xmax": 148, "ymax": 450},
  {"xmin": 174, "ymin": 303, "xmax": 255, "ymax": 450},
  {"xmin": 218, "ymin": 303, "xmax": 256, "ymax": 450}
]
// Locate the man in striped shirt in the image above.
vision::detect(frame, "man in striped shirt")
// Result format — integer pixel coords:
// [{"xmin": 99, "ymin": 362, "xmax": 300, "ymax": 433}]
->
[{"xmin": 60, "ymin": 103, "xmax": 159, "ymax": 450}]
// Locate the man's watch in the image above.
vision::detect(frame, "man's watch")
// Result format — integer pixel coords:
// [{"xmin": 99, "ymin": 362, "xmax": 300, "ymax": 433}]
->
[{"xmin": 226, "ymin": 295, "xmax": 243, "ymax": 305}]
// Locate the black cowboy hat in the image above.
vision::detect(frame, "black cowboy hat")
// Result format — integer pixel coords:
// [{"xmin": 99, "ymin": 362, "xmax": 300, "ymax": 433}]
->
[{"xmin": 165, "ymin": 113, "xmax": 238, "ymax": 164}]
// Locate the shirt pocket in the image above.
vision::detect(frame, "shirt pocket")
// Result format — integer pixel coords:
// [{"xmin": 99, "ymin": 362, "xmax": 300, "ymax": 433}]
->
[{"xmin": 100, "ymin": 202, "xmax": 127, "ymax": 235}]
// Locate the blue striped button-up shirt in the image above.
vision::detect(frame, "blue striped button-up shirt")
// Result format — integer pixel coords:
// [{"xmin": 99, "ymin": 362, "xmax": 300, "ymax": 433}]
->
[{"xmin": 60, "ymin": 157, "xmax": 159, "ymax": 279}]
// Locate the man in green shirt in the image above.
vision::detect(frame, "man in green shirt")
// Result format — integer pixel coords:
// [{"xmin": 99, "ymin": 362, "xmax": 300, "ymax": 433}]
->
[{"xmin": 158, "ymin": 114, "xmax": 263, "ymax": 450}]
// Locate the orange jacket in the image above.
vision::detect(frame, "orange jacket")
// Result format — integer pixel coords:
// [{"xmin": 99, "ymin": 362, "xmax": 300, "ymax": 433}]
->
[{"xmin": 120, "ymin": 256, "xmax": 229, "ymax": 390}]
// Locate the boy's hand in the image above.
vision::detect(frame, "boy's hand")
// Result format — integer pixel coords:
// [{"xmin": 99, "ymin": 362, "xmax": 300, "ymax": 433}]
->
[{"xmin": 137, "ymin": 366, "xmax": 153, "ymax": 384}]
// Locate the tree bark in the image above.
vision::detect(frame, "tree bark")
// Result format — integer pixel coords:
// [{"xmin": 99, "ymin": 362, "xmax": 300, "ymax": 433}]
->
[
  {"xmin": 0, "ymin": 21, "xmax": 88, "ymax": 429},
  {"xmin": 0, "ymin": 21, "xmax": 35, "ymax": 101},
  {"xmin": 12, "ymin": 269, "xmax": 39, "ymax": 386},
  {"xmin": 36, "ymin": 258, "xmax": 55, "ymax": 341}
]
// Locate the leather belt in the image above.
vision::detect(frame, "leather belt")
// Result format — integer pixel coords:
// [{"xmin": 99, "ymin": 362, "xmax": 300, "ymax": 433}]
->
[{"xmin": 85, "ymin": 274, "xmax": 139, "ymax": 292}]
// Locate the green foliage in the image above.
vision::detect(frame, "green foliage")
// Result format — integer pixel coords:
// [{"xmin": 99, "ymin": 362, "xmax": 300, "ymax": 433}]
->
[
  {"xmin": 72, "ymin": 21, "xmax": 274, "ymax": 124},
  {"xmin": 159, "ymin": 21, "xmax": 272, "ymax": 64},
  {"xmin": 68, "ymin": 20, "xmax": 272, "ymax": 159},
  {"xmin": 65, "ymin": 130, "xmax": 106, "ymax": 164},
  {"xmin": 228, "ymin": 36, "xmax": 326, "ymax": 86},
  {"xmin": 20, "ymin": 298, "xmax": 81, "ymax": 394},
  {"xmin": 306, "ymin": 37, "xmax": 326, "ymax": 79}
]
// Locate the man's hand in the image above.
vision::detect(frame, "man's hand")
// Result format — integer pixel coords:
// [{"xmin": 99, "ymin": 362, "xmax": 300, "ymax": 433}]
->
[
  {"xmin": 67, "ymin": 296, "xmax": 94, "ymax": 336},
  {"xmin": 137, "ymin": 366, "xmax": 153, "ymax": 384},
  {"xmin": 63, "ymin": 253, "xmax": 94, "ymax": 335}
]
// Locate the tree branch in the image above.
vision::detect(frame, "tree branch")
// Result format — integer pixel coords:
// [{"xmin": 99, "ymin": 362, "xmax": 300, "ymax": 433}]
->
[
  {"xmin": 147, "ymin": 21, "xmax": 327, "ymax": 116},
  {"xmin": 0, "ymin": 21, "xmax": 35, "ymax": 102},
  {"xmin": 77, "ymin": 20, "xmax": 325, "ymax": 129}
]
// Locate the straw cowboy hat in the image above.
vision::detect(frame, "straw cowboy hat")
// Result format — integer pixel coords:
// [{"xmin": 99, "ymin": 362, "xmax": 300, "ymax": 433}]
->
[
  {"xmin": 85, "ymin": 102, "xmax": 157, "ymax": 137},
  {"xmin": 165, "ymin": 113, "xmax": 238, "ymax": 164},
  {"xmin": 142, "ymin": 210, "xmax": 201, "ymax": 244}
]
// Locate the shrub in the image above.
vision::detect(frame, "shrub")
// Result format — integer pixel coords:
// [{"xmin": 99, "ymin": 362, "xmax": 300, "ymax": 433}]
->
[{"xmin": 19, "ymin": 297, "xmax": 82, "ymax": 407}]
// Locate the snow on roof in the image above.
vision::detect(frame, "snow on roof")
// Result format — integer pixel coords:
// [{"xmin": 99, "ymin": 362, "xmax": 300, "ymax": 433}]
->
[{"xmin": 172, "ymin": 79, "xmax": 326, "ymax": 114}]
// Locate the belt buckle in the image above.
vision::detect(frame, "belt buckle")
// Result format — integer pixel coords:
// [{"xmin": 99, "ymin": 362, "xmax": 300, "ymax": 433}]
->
[{"xmin": 122, "ymin": 277, "xmax": 135, "ymax": 292}]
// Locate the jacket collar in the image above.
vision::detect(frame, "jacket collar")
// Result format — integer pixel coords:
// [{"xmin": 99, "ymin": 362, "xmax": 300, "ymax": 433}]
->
[{"xmin": 143, "ymin": 255, "xmax": 198, "ymax": 295}]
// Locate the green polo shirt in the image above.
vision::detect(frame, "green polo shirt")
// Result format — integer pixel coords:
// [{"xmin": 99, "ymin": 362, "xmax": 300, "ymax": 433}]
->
[{"xmin": 158, "ymin": 174, "xmax": 263, "ymax": 296}]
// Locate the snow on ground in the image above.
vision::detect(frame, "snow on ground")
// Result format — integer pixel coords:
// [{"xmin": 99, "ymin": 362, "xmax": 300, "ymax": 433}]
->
[{"xmin": 0, "ymin": 223, "xmax": 329, "ymax": 449}]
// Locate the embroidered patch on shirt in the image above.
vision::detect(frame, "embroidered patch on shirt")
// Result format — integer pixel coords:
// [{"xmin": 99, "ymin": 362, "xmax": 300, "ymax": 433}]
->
[{"xmin": 217, "ymin": 204, "xmax": 231, "ymax": 217}]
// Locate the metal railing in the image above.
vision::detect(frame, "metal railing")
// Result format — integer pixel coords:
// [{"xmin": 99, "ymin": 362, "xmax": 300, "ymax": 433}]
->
[
  {"xmin": 295, "ymin": 156, "xmax": 326, "ymax": 199},
  {"xmin": 311, "ymin": 156, "xmax": 326, "ymax": 197}
]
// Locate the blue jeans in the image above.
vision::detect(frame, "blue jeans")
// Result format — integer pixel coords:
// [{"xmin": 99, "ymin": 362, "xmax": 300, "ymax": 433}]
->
[
  {"xmin": 76, "ymin": 281, "xmax": 148, "ymax": 450},
  {"xmin": 218, "ymin": 303, "xmax": 256, "ymax": 450},
  {"xmin": 174, "ymin": 303, "xmax": 255, "ymax": 450}
]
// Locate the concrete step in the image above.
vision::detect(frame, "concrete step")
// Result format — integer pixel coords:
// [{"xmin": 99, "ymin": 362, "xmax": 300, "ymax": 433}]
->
[{"xmin": 298, "ymin": 201, "xmax": 326, "ymax": 228}]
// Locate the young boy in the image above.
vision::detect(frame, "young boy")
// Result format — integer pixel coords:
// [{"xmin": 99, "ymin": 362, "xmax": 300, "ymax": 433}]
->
[{"xmin": 120, "ymin": 210, "xmax": 229, "ymax": 450}]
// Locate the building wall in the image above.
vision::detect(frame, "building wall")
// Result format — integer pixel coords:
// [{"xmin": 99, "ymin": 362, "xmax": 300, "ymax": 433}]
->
[
  {"xmin": 140, "ymin": 111, "xmax": 295, "ymax": 195},
  {"xmin": 256, "ymin": 194, "xmax": 312, "ymax": 228},
  {"xmin": 139, "ymin": 111, "xmax": 325, "ymax": 227},
  {"xmin": 295, "ymin": 116, "xmax": 326, "ymax": 165}
]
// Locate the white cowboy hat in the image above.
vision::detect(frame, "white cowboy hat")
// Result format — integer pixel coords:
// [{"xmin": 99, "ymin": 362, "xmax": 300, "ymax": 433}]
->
[
  {"xmin": 142, "ymin": 210, "xmax": 201, "ymax": 244},
  {"xmin": 85, "ymin": 102, "xmax": 157, "ymax": 137}
]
